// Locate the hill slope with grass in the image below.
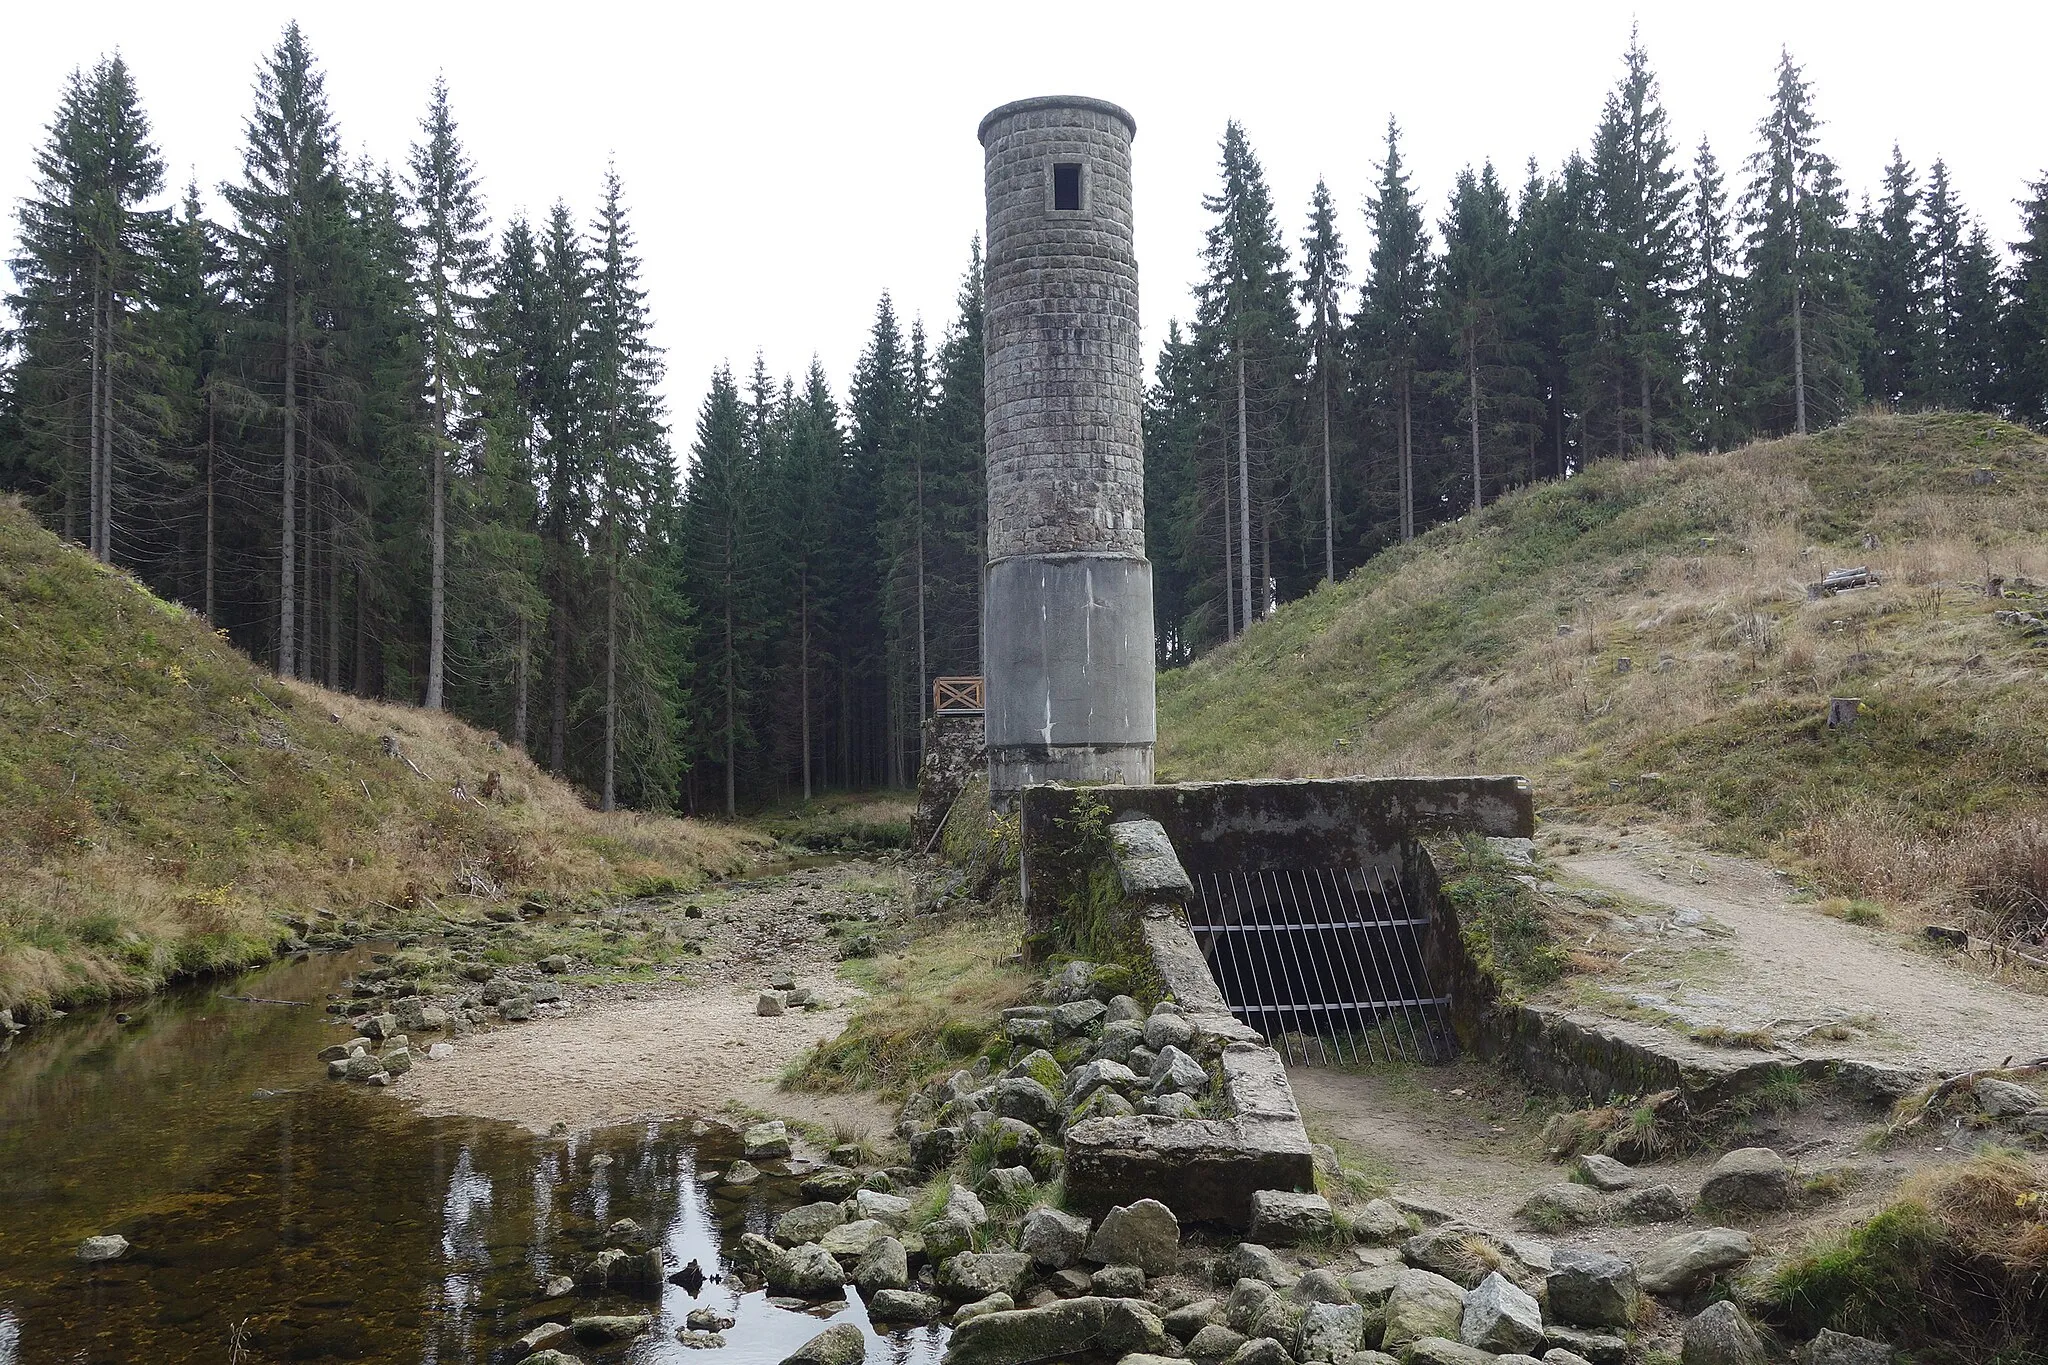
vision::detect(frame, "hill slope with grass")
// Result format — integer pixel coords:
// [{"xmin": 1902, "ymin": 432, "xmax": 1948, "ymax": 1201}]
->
[
  {"xmin": 0, "ymin": 498, "xmax": 756, "ymax": 1012},
  {"xmin": 1159, "ymin": 412, "xmax": 2048, "ymax": 937}
]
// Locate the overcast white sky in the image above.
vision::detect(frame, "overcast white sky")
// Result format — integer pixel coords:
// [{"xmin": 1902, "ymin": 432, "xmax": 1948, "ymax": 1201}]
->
[{"xmin": 8, "ymin": 1, "xmax": 2046, "ymax": 450}]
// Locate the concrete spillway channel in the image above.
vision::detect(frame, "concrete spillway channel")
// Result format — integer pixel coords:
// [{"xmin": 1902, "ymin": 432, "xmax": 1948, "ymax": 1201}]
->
[{"xmin": 1018, "ymin": 775, "xmax": 1534, "ymax": 1228}]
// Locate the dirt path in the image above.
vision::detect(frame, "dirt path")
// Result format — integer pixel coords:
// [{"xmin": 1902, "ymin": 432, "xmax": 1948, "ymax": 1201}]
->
[
  {"xmin": 398, "ymin": 861, "xmax": 895, "ymax": 1140},
  {"xmin": 1552, "ymin": 831, "xmax": 2048, "ymax": 1075}
]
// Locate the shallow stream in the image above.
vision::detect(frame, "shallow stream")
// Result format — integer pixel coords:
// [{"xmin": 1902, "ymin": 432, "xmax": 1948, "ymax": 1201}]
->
[{"xmin": 0, "ymin": 945, "xmax": 943, "ymax": 1365}]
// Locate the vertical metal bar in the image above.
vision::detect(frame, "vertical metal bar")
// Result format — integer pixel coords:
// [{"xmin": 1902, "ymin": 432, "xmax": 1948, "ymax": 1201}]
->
[
  {"xmin": 1371, "ymin": 866, "xmax": 1434, "ymax": 1061},
  {"xmin": 1315, "ymin": 865, "xmax": 1382, "ymax": 1065},
  {"xmin": 1238, "ymin": 869, "xmax": 1301, "ymax": 1066},
  {"xmin": 1340, "ymin": 866, "xmax": 1414, "ymax": 1061},
  {"xmin": 1292, "ymin": 868, "xmax": 1354, "ymax": 1067},
  {"xmin": 1387, "ymin": 868, "xmax": 1452, "ymax": 1062},
  {"xmin": 1280, "ymin": 869, "xmax": 1346, "ymax": 1066},
  {"xmin": 1268, "ymin": 870, "xmax": 1332, "ymax": 1067},
  {"xmin": 1205, "ymin": 872, "xmax": 1256, "ymax": 1037}
]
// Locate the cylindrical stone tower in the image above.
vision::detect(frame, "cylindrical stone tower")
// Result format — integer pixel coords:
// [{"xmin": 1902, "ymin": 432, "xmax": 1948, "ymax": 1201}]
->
[{"xmin": 979, "ymin": 96, "xmax": 1155, "ymax": 799}]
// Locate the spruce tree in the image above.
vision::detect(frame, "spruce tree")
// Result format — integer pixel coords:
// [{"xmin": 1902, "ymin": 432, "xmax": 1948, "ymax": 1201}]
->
[
  {"xmin": 1950, "ymin": 223, "xmax": 2004, "ymax": 412},
  {"xmin": 407, "ymin": 75, "xmax": 491, "ymax": 711},
  {"xmin": 1358, "ymin": 118, "xmax": 1432, "ymax": 543},
  {"xmin": 775, "ymin": 360, "xmax": 845, "ymax": 799},
  {"xmin": 534, "ymin": 200, "xmax": 590, "ymax": 776},
  {"xmin": 1859, "ymin": 145, "xmax": 1926, "ymax": 407},
  {"xmin": 1683, "ymin": 139, "xmax": 1740, "ymax": 450},
  {"xmin": 1438, "ymin": 161, "xmax": 1522, "ymax": 510},
  {"xmin": 1298, "ymin": 178, "xmax": 1348, "ymax": 581},
  {"xmin": 1737, "ymin": 49, "xmax": 1866, "ymax": 436},
  {"xmin": 2004, "ymin": 172, "xmax": 2048, "ymax": 424}
]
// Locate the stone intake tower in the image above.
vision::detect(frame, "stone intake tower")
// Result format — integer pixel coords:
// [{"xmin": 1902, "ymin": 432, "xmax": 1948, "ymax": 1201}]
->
[{"xmin": 979, "ymin": 96, "xmax": 1156, "ymax": 799}]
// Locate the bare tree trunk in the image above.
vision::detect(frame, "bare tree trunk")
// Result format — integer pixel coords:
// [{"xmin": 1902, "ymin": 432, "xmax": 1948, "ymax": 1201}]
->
[
  {"xmin": 88, "ymin": 265, "xmax": 102, "ymax": 560},
  {"xmin": 603, "ymin": 534, "xmax": 617, "ymax": 813},
  {"xmin": 549, "ymin": 566, "xmax": 569, "ymax": 777},
  {"xmin": 1221, "ymin": 437, "xmax": 1235, "ymax": 640},
  {"xmin": 425, "ymin": 383, "xmax": 446, "ymax": 709},
  {"xmin": 100, "ymin": 283, "xmax": 115, "ymax": 562},
  {"xmin": 1639, "ymin": 355, "xmax": 1653, "ymax": 454},
  {"xmin": 513, "ymin": 615, "xmax": 529, "ymax": 751},
  {"xmin": 1400, "ymin": 372, "xmax": 1415, "ymax": 543},
  {"xmin": 1259, "ymin": 509, "xmax": 1271, "ymax": 618},
  {"xmin": 1236, "ymin": 352, "xmax": 1253, "ymax": 629},
  {"xmin": 204, "ymin": 396, "xmax": 215, "ymax": 622},
  {"xmin": 1320, "ymin": 301, "xmax": 1333, "ymax": 585},
  {"xmin": 800, "ymin": 581, "xmax": 812, "ymax": 802},
  {"xmin": 353, "ymin": 565, "xmax": 371, "ymax": 697},
  {"xmin": 299, "ymin": 430, "xmax": 312, "ymax": 680},
  {"xmin": 915, "ymin": 456, "xmax": 927, "ymax": 773},
  {"xmin": 1791, "ymin": 284, "xmax": 1808, "ymax": 435},
  {"xmin": 723, "ymin": 566, "xmax": 736, "ymax": 818},
  {"xmin": 280, "ymin": 266, "xmax": 297, "ymax": 679},
  {"xmin": 1468, "ymin": 331, "xmax": 1482, "ymax": 514}
]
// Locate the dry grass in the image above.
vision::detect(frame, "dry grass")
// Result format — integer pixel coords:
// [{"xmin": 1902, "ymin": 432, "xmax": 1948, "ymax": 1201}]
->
[
  {"xmin": 0, "ymin": 499, "xmax": 759, "ymax": 1012},
  {"xmin": 1159, "ymin": 413, "xmax": 2048, "ymax": 941}
]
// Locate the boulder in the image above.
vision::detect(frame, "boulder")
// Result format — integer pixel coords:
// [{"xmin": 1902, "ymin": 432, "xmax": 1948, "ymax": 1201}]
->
[
  {"xmin": 1519, "ymin": 1182, "xmax": 1607, "ymax": 1229},
  {"xmin": 853, "ymin": 1235, "xmax": 910, "ymax": 1293},
  {"xmin": 938, "ymin": 1251, "xmax": 1034, "ymax": 1301},
  {"xmin": 868, "ymin": 1290, "xmax": 944, "ymax": 1324},
  {"xmin": 946, "ymin": 1184, "xmax": 991, "ymax": 1227},
  {"xmin": 1105, "ymin": 995, "xmax": 1146, "ymax": 1024},
  {"xmin": 1293, "ymin": 1268, "xmax": 1356, "ymax": 1306},
  {"xmin": 571, "ymin": 1314, "xmax": 653, "ymax": 1344},
  {"xmin": 518, "ymin": 1323, "xmax": 570, "ymax": 1353},
  {"xmin": 1187, "ymin": 1324, "xmax": 1248, "ymax": 1364},
  {"xmin": 943, "ymin": 1296, "xmax": 1171, "ymax": 1365},
  {"xmin": 745, "ymin": 1120, "xmax": 794, "ymax": 1160},
  {"xmin": 722, "ymin": 1159, "xmax": 762, "ymax": 1187},
  {"xmin": 498, "ymin": 995, "xmax": 535, "ymax": 1022},
  {"xmin": 1404, "ymin": 1224, "xmax": 1496, "ymax": 1285},
  {"xmin": 759, "ymin": 991, "xmax": 787, "ymax": 1016},
  {"xmin": 956, "ymin": 1293, "xmax": 1016, "ymax": 1324},
  {"xmin": 1221, "ymin": 1243, "xmax": 1298, "ymax": 1289},
  {"xmin": 1544, "ymin": 1328, "xmax": 1625, "ymax": 1365},
  {"xmin": 987, "ymin": 1116, "xmax": 1043, "ymax": 1165},
  {"xmin": 1545, "ymin": 1248, "xmax": 1635, "ymax": 1328},
  {"xmin": 990, "ymin": 1077, "xmax": 1063, "ymax": 1130},
  {"xmin": 1298, "ymin": 1302, "xmax": 1368, "ymax": 1361},
  {"xmin": 775, "ymin": 1201, "xmax": 848, "ymax": 1247},
  {"xmin": 1219, "ymin": 1339, "xmax": 1293, "ymax": 1365},
  {"xmin": 1020, "ymin": 1206, "xmax": 1093, "ymax": 1269},
  {"xmin": 1406, "ymin": 1340, "xmax": 1498, "ymax": 1365},
  {"xmin": 1069, "ymin": 1059, "xmax": 1143, "ymax": 1106},
  {"xmin": 1049, "ymin": 1268, "xmax": 1095, "ymax": 1298},
  {"xmin": 1064, "ymin": 1086, "xmax": 1139, "ymax": 1131},
  {"xmin": 1805, "ymin": 1329, "xmax": 1893, "ymax": 1365},
  {"xmin": 924, "ymin": 1214, "xmax": 977, "ymax": 1264},
  {"xmin": 1635, "ymin": 1228, "xmax": 1755, "ymax": 1297},
  {"xmin": 1094, "ymin": 1265, "xmax": 1146, "ymax": 1297},
  {"xmin": 1249, "ymin": 1294, "xmax": 1303, "ymax": 1347},
  {"xmin": 1356, "ymin": 1198, "xmax": 1415, "ymax": 1244},
  {"xmin": 1249, "ymin": 1190, "xmax": 1335, "ymax": 1246},
  {"xmin": 1381, "ymin": 1269, "xmax": 1467, "ymax": 1355},
  {"xmin": 1698, "ymin": 1148, "xmax": 1789, "ymax": 1214},
  {"xmin": 1054, "ymin": 999, "xmax": 1109, "ymax": 1035},
  {"xmin": 820, "ymin": 1219, "xmax": 889, "ymax": 1260},
  {"xmin": 1150, "ymin": 1045, "xmax": 1211, "ymax": 1096},
  {"xmin": 1345, "ymin": 1264, "xmax": 1403, "ymax": 1309},
  {"xmin": 911, "ymin": 1126, "xmax": 965, "ymax": 1172},
  {"xmin": 982, "ymin": 1167, "xmax": 1038, "ymax": 1201},
  {"xmin": 1085, "ymin": 1199, "xmax": 1181, "ymax": 1274},
  {"xmin": 1009, "ymin": 1049, "xmax": 1068, "ymax": 1095},
  {"xmin": 858, "ymin": 1189, "xmax": 915, "ymax": 1226},
  {"xmin": 770, "ymin": 1243, "xmax": 848, "ymax": 1299},
  {"xmin": 1614, "ymin": 1184, "xmax": 1686, "ymax": 1223},
  {"xmin": 1680, "ymin": 1301, "xmax": 1766, "ymax": 1365},
  {"xmin": 804, "ymin": 1166, "xmax": 863, "ymax": 1201},
  {"xmin": 75, "ymin": 1235, "xmax": 129, "ymax": 1263},
  {"xmin": 1973, "ymin": 1076, "xmax": 2044, "ymax": 1118},
  {"xmin": 1094, "ymin": 1021, "xmax": 1146, "ymax": 1065},
  {"xmin": 1144, "ymin": 1011, "xmax": 1197, "ymax": 1053},
  {"xmin": 1008, "ymin": 1016, "xmax": 1056, "ymax": 1047},
  {"xmin": 1164, "ymin": 1298, "xmax": 1223, "ymax": 1341},
  {"xmin": 1574, "ymin": 1155, "xmax": 1640, "ymax": 1191},
  {"xmin": 525, "ymin": 1354, "xmax": 580, "ymax": 1365},
  {"xmin": 783, "ymin": 1321, "xmax": 869, "ymax": 1365},
  {"xmin": 1461, "ymin": 1272, "xmax": 1545, "ymax": 1355},
  {"xmin": 426, "ymin": 1042, "xmax": 455, "ymax": 1061}
]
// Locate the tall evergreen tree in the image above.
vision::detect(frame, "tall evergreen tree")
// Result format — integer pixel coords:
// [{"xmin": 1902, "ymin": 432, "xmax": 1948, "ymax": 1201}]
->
[
  {"xmin": 1859, "ymin": 145, "xmax": 1926, "ymax": 407},
  {"xmin": 407, "ymin": 75, "xmax": 490, "ymax": 711},
  {"xmin": 1298, "ymin": 178, "xmax": 1348, "ymax": 582},
  {"xmin": 2004, "ymin": 172, "xmax": 2048, "ymax": 424},
  {"xmin": 1438, "ymin": 161, "xmax": 1522, "ymax": 510},
  {"xmin": 1358, "ymin": 118, "xmax": 1432, "ymax": 543},
  {"xmin": 1738, "ymin": 49, "xmax": 1866, "ymax": 436},
  {"xmin": 1683, "ymin": 138, "xmax": 1740, "ymax": 450}
]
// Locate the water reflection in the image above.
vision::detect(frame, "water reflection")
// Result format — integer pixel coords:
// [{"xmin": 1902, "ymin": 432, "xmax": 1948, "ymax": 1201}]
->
[{"xmin": 0, "ymin": 950, "xmax": 946, "ymax": 1365}]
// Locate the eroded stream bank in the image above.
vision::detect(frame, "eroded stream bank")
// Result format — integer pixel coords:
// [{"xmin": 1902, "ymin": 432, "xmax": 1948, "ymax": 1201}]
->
[{"xmin": 0, "ymin": 872, "xmax": 938, "ymax": 1365}]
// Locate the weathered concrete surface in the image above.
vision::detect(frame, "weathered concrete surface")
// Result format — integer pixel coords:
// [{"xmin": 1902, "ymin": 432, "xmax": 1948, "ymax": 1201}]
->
[
  {"xmin": 1108, "ymin": 819, "xmax": 1194, "ymax": 902},
  {"xmin": 914, "ymin": 713, "xmax": 986, "ymax": 848},
  {"xmin": 980, "ymin": 97, "xmax": 1154, "ymax": 800}
]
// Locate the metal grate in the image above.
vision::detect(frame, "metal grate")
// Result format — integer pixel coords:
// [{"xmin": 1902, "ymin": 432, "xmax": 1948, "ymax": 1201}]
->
[{"xmin": 1188, "ymin": 867, "xmax": 1454, "ymax": 1066}]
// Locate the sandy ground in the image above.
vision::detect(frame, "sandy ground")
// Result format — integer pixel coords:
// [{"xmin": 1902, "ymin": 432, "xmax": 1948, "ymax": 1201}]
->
[
  {"xmin": 1549, "ymin": 829, "xmax": 2048, "ymax": 1074},
  {"xmin": 397, "ymin": 861, "xmax": 896, "ymax": 1140}
]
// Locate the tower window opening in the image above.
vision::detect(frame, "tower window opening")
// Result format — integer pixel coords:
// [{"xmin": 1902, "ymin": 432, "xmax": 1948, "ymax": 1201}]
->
[{"xmin": 1053, "ymin": 163, "xmax": 1083, "ymax": 211}]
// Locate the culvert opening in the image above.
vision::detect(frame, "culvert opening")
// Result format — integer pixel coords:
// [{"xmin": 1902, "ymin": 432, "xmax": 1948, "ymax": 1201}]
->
[{"xmin": 1189, "ymin": 866, "xmax": 1454, "ymax": 1066}]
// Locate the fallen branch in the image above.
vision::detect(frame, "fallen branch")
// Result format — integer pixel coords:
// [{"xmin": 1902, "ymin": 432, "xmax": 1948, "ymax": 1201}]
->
[
  {"xmin": 222, "ymin": 995, "xmax": 309, "ymax": 1007},
  {"xmin": 1889, "ymin": 1055, "xmax": 2048, "ymax": 1132},
  {"xmin": 209, "ymin": 752, "xmax": 249, "ymax": 785}
]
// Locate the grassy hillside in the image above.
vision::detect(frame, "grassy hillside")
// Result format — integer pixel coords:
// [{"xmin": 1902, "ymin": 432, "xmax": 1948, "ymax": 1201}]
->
[
  {"xmin": 1160, "ymin": 412, "xmax": 2048, "ymax": 933},
  {"xmin": 0, "ymin": 498, "xmax": 757, "ymax": 1012}
]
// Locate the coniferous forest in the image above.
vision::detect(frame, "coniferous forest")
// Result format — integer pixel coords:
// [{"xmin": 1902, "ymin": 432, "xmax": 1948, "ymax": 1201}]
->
[{"xmin": 8, "ymin": 28, "xmax": 2048, "ymax": 814}]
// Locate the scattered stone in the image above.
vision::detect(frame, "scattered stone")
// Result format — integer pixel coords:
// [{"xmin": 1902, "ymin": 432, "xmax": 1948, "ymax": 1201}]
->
[
  {"xmin": 343, "ymin": 1052, "xmax": 387, "ymax": 1083},
  {"xmin": 1093, "ymin": 1265, "xmax": 1145, "ymax": 1297},
  {"xmin": 912, "ymin": 1126, "xmax": 966, "ymax": 1172},
  {"xmin": 1050, "ymin": 1268, "xmax": 1095, "ymax": 1297},
  {"xmin": 775, "ymin": 1202, "xmax": 848, "ymax": 1248},
  {"xmin": 687, "ymin": 1308, "xmax": 737, "ymax": 1333},
  {"xmin": 1681, "ymin": 1301, "xmax": 1766, "ymax": 1365},
  {"xmin": 525, "ymin": 1353, "xmax": 579, "ymax": 1365},
  {"xmin": 518, "ymin": 1322, "xmax": 571, "ymax": 1353},
  {"xmin": 1614, "ymin": 1183, "xmax": 1686, "ymax": 1223},
  {"xmin": 1403, "ymin": 1224, "xmax": 1495, "ymax": 1285},
  {"xmin": 1298, "ymin": 1302, "xmax": 1368, "ymax": 1361},
  {"xmin": 939, "ymin": 1251, "xmax": 1034, "ymax": 1301},
  {"xmin": 1065, "ymin": 1086, "xmax": 1139, "ymax": 1129},
  {"xmin": 542, "ymin": 1274, "xmax": 575, "ymax": 1298},
  {"xmin": 1105, "ymin": 995, "xmax": 1146, "ymax": 1024},
  {"xmin": 990, "ymin": 1077, "xmax": 1062, "ymax": 1130},
  {"xmin": 1293, "ymin": 1268, "xmax": 1355, "ymax": 1306},
  {"xmin": 1635, "ymin": 1228, "xmax": 1756, "ymax": 1297},
  {"xmin": 803, "ymin": 1165, "xmax": 862, "ymax": 1201},
  {"xmin": 1009, "ymin": 1205, "xmax": 1090, "ymax": 1270},
  {"xmin": 1143, "ymin": 1011, "xmax": 1197, "ymax": 1052},
  {"xmin": 1086, "ymin": 1199, "xmax": 1181, "ymax": 1275},
  {"xmin": 1144, "ymin": 1092, "xmax": 1198, "ymax": 1119},
  {"xmin": 498, "ymin": 995, "xmax": 534, "ymax": 1022},
  {"xmin": 1068, "ymin": 1058, "xmax": 1143, "ymax": 1106},
  {"xmin": 1574, "ymin": 1154, "xmax": 1640, "ymax": 1191},
  {"xmin": 946, "ymin": 1184, "xmax": 991, "ymax": 1227},
  {"xmin": 1973, "ymin": 1077, "xmax": 2044, "ymax": 1117},
  {"xmin": 571, "ymin": 1314, "xmax": 653, "ymax": 1344},
  {"xmin": 1220, "ymin": 1338, "xmax": 1294, "ymax": 1365},
  {"xmin": 1226, "ymin": 1279, "xmax": 1278, "ymax": 1332},
  {"xmin": 758, "ymin": 991, "xmax": 787, "ymax": 1017},
  {"xmin": 1223, "ymin": 1244, "xmax": 1299, "ymax": 1289},
  {"xmin": 1356, "ymin": 1198, "xmax": 1415, "ymax": 1244},
  {"xmin": 1007, "ymin": 1016, "xmax": 1056, "ymax": 1047},
  {"xmin": 1055, "ymin": 999, "xmax": 1108, "ymax": 1035},
  {"xmin": 1545, "ymin": 1248, "xmax": 1635, "ymax": 1328},
  {"xmin": 1164, "ymin": 1298, "xmax": 1222, "ymax": 1341},
  {"xmin": 769, "ymin": 1243, "xmax": 848, "ymax": 1299},
  {"xmin": 426, "ymin": 1042, "xmax": 455, "ymax": 1061},
  {"xmin": 987, "ymin": 1116, "xmax": 1043, "ymax": 1165},
  {"xmin": 1699, "ymin": 1148, "xmax": 1790, "ymax": 1214},
  {"xmin": 943, "ymin": 1295, "xmax": 1172, "ymax": 1365},
  {"xmin": 1345, "ymin": 1263, "xmax": 1403, "ymax": 1308},
  {"xmin": 981, "ymin": 1166, "xmax": 1038, "ymax": 1201},
  {"xmin": 1187, "ymin": 1324, "xmax": 1248, "ymax": 1364},
  {"xmin": 1394, "ymin": 1193, "xmax": 1456, "ymax": 1226},
  {"xmin": 1406, "ymin": 1339, "xmax": 1498, "ymax": 1365},
  {"xmin": 1249, "ymin": 1190, "xmax": 1335, "ymax": 1246},
  {"xmin": 956, "ymin": 1293, "xmax": 1016, "ymax": 1324},
  {"xmin": 1381, "ymin": 1269, "xmax": 1468, "ymax": 1355},
  {"xmin": 869, "ymin": 1289, "xmax": 944, "ymax": 1324},
  {"xmin": 857, "ymin": 1189, "xmax": 914, "ymax": 1227},
  {"xmin": 1519, "ymin": 1182, "xmax": 1607, "ymax": 1229},
  {"xmin": 1149, "ymin": 1045, "xmax": 1210, "ymax": 1096},
  {"xmin": 540, "ymin": 954, "xmax": 570, "ymax": 974},
  {"xmin": 782, "ymin": 1321, "xmax": 868, "ymax": 1365},
  {"xmin": 1461, "ymin": 1272, "xmax": 1545, "ymax": 1355},
  {"xmin": 75, "ymin": 1235, "xmax": 129, "ymax": 1263},
  {"xmin": 923, "ymin": 1214, "xmax": 976, "ymax": 1264},
  {"xmin": 1544, "ymin": 1326, "xmax": 1628, "ymax": 1365},
  {"xmin": 745, "ymin": 1120, "xmax": 793, "ymax": 1160},
  {"xmin": 380, "ymin": 1045, "xmax": 414, "ymax": 1077},
  {"xmin": 1804, "ymin": 1329, "xmax": 1893, "ymax": 1365},
  {"xmin": 678, "ymin": 1330, "xmax": 728, "ymax": 1349},
  {"xmin": 853, "ymin": 1235, "xmax": 910, "ymax": 1293},
  {"xmin": 721, "ymin": 1159, "xmax": 762, "ymax": 1187}
]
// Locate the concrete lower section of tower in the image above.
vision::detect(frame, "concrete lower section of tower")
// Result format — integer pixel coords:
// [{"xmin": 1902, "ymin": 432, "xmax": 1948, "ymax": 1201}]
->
[{"xmin": 983, "ymin": 551, "xmax": 1155, "ymax": 800}]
